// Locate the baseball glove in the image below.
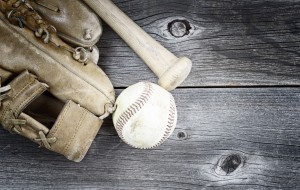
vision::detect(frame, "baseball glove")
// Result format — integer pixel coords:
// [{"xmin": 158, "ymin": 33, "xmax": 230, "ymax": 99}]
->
[{"xmin": 0, "ymin": 0, "xmax": 115, "ymax": 162}]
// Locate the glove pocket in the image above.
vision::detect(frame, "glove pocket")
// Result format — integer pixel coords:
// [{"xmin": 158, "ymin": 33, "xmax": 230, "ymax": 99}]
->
[{"xmin": 0, "ymin": 70, "xmax": 102, "ymax": 162}]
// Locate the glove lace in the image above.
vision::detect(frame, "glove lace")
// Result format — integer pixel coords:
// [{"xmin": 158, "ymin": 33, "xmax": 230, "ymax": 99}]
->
[
  {"xmin": 4, "ymin": 0, "xmax": 56, "ymax": 43},
  {"xmin": 1, "ymin": 0, "xmax": 90, "ymax": 64},
  {"xmin": 0, "ymin": 76, "xmax": 56, "ymax": 149},
  {"xmin": 34, "ymin": 131, "xmax": 56, "ymax": 149},
  {"xmin": 3, "ymin": 110, "xmax": 26, "ymax": 134},
  {"xmin": 0, "ymin": 84, "xmax": 25, "ymax": 134},
  {"xmin": 4, "ymin": 111, "xmax": 56, "ymax": 149}
]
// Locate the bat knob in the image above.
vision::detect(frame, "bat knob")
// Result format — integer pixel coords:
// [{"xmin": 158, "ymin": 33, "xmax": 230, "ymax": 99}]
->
[{"xmin": 158, "ymin": 57, "xmax": 192, "ymax": 91}]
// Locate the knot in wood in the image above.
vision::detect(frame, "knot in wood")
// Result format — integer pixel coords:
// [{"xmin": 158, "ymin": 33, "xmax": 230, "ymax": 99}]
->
[
  {"xmin": 168, "ymin": 19, "xmax": 191, "ymax": 38},
  {"xmin": 215, "ymin": 154, "xmax": 245, "ymax": 176},
  {"xmin": 221, "ymin": 154, "xmax": 242, "ymax": 174},
  {"xmin": 177, "ymin": 131, "xmax": 188, "ymax": 140}
]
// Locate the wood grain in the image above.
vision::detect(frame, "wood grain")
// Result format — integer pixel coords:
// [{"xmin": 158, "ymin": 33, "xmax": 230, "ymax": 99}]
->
[
  {"xmin": 98, "ymin": 0, "xmax": 300, "ymax": 88},
  {"xmin": 84, "ymin": 0, "xmax": 192, "ymax": 91},
  {"xmin": 0, "ymin": 88, "xmax": 299, "ymax": 189},
  {"xmin": 1, "ymin": 1, "xmax": 299, "ymax": 189}
]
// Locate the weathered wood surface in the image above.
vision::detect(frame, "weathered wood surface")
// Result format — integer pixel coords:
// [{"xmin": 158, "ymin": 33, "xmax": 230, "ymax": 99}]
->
[
  {"xmin": 0, "ymin": 88, "xmax": 299, "ymax": 189},
  {"xmin": 99, "ymin": 0, "xmax": 300, "ymax": 87},
  {"xmin": 0, "ymin": 0, "xmax": 300, "ymax": 189}
]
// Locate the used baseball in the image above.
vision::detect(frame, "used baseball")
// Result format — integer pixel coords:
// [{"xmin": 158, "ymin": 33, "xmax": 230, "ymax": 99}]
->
[{"xmin": 113, "ymin": 82, "xmax": 177, "ymax": 149}]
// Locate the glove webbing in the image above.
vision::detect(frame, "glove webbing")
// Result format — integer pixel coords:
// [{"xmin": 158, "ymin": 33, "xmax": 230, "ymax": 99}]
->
[{"xmin": 0, "ymin": 0, "xmax": 90, "ymax": 64}]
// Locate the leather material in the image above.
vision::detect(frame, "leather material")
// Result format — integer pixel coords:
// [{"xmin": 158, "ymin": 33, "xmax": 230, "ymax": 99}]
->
[
  {"xmin": 0, "ymin": 11, "xmax": 115, "ymax": 116},
  {"xmin": 0, "ymin": 0, "xmax": 101, "ymax": 63},
  {"xmin": 0, "ymin": 2, "xmax": 115, "ymax": 161},
  {"xmin": 0, "ymin": 71, "xmax": 48, "ymax": 133},
  {"xmin": 29, "ymin": 0, "xmax": 103, "ymax": 48},
  {"xmin": 47, "ymin": 100, "xmax": 102, "ymax": 162},
  {"xmin": 88, "ymin": 45, "xmax": 100, "ymax": 65},
  {"xmin": 0, "ymin": 67, "xmax": 13, "ymax": 83},
  {"xmin": 0, "ymin": 71, "xmax": 103, "ymax": 162}
]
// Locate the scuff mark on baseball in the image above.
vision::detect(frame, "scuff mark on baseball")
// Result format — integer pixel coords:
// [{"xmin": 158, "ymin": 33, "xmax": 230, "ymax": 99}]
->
[{"xmin": 113, "ymin": 82, "xmax": 177, "ymax": 149}]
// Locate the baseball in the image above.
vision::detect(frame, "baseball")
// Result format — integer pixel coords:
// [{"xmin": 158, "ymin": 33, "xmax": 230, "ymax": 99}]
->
[{"xmin": 112, "ymin": 82, "xmax": 177, "ymax": 149}]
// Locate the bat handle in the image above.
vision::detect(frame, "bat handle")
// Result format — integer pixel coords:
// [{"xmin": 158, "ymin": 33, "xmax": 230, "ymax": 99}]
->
[{"xmin": 83, "ymin": 0, "xmax": 192, "ymax": 91}]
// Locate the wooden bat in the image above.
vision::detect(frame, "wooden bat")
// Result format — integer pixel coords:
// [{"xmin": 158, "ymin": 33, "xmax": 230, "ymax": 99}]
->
[{"xmin": 83, "ymin": 0, "xmax": 192, "ymax": 91}]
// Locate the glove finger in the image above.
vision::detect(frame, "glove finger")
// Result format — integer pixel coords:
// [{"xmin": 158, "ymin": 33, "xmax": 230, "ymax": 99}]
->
[{"xmin": 28, "ymin": 0, "xmax": 103, "ymax": 48}]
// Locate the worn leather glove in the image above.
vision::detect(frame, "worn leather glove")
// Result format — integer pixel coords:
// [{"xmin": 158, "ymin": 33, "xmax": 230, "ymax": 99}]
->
[
  {"xmin": 27, "ymin": 0, "xmax": 103, "ymax": 63},
  {"xmin": 0, "ymin": 0, "xmax": 115, "ymax": 162}
]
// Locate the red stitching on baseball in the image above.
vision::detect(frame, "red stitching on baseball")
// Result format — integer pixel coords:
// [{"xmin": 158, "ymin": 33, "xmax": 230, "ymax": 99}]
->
[
  {"xmin": 115, "ymin": 82, "xmax": 154, "ymax": 146},
  {"xmin": 148, "ymin": 95, "xmax": 176, "ymax": 149}
]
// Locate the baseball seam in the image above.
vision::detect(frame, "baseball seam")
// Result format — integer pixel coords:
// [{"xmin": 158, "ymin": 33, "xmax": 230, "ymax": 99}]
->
[
  {"xmin": 152, "ymin": 95, "xmax": 176, "ymax": 148},
  {"xmin": 115, "ymin": 82, "xmax": 154, "ymax": 148},
  {"xmin": 115, "ymin": 83, "xmax": 177, "ymax": 149}
]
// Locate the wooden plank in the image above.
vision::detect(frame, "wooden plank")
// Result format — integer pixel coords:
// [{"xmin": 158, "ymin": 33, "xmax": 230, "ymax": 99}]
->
[
  {"xmin": 98, "ymin": 0, "xmax": 300, "ymax": 88},
  {"xmin": 0, "ymin": 88, "xmax": 299, "ymax": 189}
]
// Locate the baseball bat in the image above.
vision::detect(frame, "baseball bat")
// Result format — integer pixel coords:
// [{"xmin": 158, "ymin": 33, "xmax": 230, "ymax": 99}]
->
[{"xmin": 83, "ymin": 0, "xmax": 192, "ymax": 91}]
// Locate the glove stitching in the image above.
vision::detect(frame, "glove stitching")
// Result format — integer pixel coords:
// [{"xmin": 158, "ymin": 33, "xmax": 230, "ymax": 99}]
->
[
  {"xmin": 0, "ymin": 74, "xmax": 35, "ymax": 130},
  {"xmin": 3, "ymin": 18, "xmax": 114, "ymax": 107},
  {"xmin": 14, "ymin": 82, "xmax": 47, "ymax": 118},
  {"xmin": 63, "ymin": 108, "xmax": 88, "ymax": 157},
  {"xmin": 2, "ymin": 0, "xmax": 90, "ymax": 64},
  {"xmin": 10, "ymin": 83, "xmax": 46, "ymax": 134},
  {"xmin": 47, "ymin": 101, "xmax": 71, "ymax": 139},
  {"xmin": 1, "ymin": 15, "xmax": 115, "ymax": 109}
]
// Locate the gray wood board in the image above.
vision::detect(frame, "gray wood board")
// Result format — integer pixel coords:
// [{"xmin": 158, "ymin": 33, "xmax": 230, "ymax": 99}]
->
[
  {"xmin": 98, "ymin": 0, "xmax": 300, "ymax": 88},
  {"xmin": 0, "ymin": 88, "xmax": 299, "ymax": 190}
]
